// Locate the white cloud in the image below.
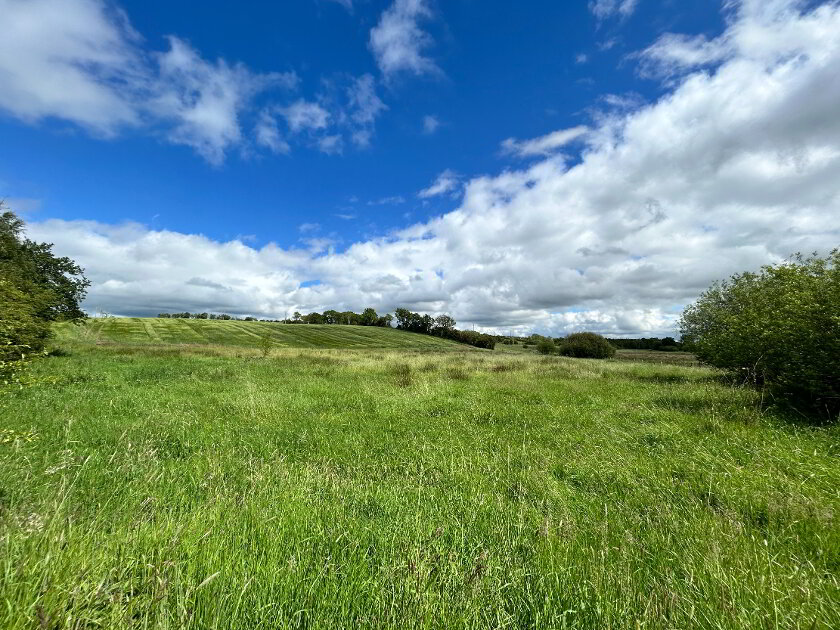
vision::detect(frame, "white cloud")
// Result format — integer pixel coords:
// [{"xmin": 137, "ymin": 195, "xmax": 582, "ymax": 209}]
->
[
  {"xmin": 345, "ymin": 74, "xmax": 387, "ymax": 147},
  {"xmin": 23, "ymin": 0, "xmax": 840, "ymax": 336},
  {"xmin": 589, "ymin": 0, "xmax": 639, "ymax": 20},
  {"xmin": 152, "ymin": 37, "xmax": 296, "ymax": 165},
  {"xmin": 368, "ymin": 196, "xmax": 406, "ymax": 206},
  {"xmin": 0, "ymin": 0, "xmax": 143, "ymax": 135},
  {"xmin": 281, "ymin": 100, "xmax": 330, "ymax": 133},
  {"xmin": 501, "ymin": 126, "xmax": 589, "ymax": 158},
  {"xmin": 255, "ymin": 109, "xmax": 290, "ymax": 154},
  {"xmin": 347, "ymin": 75, "xmax": 387, "ymax": 126},
  {"xmin": 0, "ymin": 1, "xmax": 389, "ymax": 160},
  {"xmin": 418, "ymin": 169, "xmax": 460, "ymax": 198},
  {"xmin": 369, "ymin": 0, "xmax": 440, "ymax": 79},
  {"xmin": 423, "ymin": 114, "xmax": 440, "ymax": 134},
  {"xmin": 318, "ymin": 134, "xmax": 343, "ymax": 155},
  {"xmin": 576, "ymin": 53, "xmax": 589, "ymax": 64}
]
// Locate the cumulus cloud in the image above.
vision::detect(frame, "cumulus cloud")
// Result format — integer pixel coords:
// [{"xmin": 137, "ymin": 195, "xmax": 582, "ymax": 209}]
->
[
  {"xmin": 418, "ymin": 170, "xmax": 460, "ymax": 198},
  {"xmin": 369, "ymin": 0, "xmax": 440, "ymax": 79},
  {"xmin": 501, "ymin": 126, "xmax": 590, "ymax": 158},
  {"xmin": 25, "ymin": 0, "xmax": 840, "ymax": 336}
]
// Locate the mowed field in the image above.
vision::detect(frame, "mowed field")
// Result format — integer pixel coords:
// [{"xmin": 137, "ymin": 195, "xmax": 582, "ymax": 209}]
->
[
  {"xmin": 1, "ymin": 321, "xmax": 838, "ymax": 628},
  {"xmin": 57, "ymin": 317, "xmax": 464, "ymax": 350}
]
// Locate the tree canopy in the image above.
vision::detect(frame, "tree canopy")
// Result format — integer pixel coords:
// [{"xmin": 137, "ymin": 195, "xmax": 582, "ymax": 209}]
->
[{"xmin": 680, "ymin": 250, "xmax": 839, "ymax": 418}]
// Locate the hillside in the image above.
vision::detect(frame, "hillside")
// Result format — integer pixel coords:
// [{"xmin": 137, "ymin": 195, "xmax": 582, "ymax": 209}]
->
[{"xmin": 56, "ymin": 317, "xmax": 469, "ymax": 350}]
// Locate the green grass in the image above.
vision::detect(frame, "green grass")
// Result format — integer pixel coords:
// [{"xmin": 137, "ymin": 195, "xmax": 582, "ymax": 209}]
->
[
  {"xmin": 55, "ymin": 317, "xmax": 468, "ymax": 351},
  {"xmin": 1, "ymin": 336, "xmax": 838, "ymax": 628}
]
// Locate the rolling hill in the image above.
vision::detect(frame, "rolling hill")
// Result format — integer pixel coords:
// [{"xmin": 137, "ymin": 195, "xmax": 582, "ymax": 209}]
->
[{"xmin": 56, "ymin": 317, "xmax": 469, "ymax": 350}]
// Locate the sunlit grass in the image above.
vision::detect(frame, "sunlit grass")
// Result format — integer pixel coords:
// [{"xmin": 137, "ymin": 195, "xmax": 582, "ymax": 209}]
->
[{"xmin": 1, "ymin": 337, "xmax": 838, "ymax": 628}]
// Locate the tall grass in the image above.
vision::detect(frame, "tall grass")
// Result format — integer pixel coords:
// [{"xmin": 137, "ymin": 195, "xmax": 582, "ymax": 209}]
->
[{"xmin": 0, "ymin": 342, "xmax": 838, "ymax": 628}]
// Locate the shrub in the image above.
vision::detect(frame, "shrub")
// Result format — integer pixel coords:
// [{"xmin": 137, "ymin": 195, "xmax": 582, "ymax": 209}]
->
[
  {"xmin": 680, "ymin": 250, "xmax": 840, "ymax": 418},
  {"xmin": 535, "ymin": 339, "xmax": 555, "ymax": 355},
  {"xmin": 0, "ymin": 279, "xmax": 50, "ymax": 363},
  {"xmin": 558, "ymin": 332, "xmax": 616, "ymax": 359}
]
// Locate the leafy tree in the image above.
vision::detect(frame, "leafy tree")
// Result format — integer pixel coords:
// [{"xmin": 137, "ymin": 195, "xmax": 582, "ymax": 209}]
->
[
  {"xmin": 559, "ymin": 332, "xmax": 616, "ymax": 359},
  {"xmin": 394, "ymin": 308, "xmax": 412, "ymax": 329},
  {"xmin": 680, "ymin": 251, "xmax": 840, "ymax": 417},
  {"xmin": 361, "ymin": 307, "xmax": 378, "ymax": 326},
  {"xmin": 433, "ymin": 314, "xmax": 456, "ymax": 331},
  {"xmin": 1, "ymin": 207, "xmax": 89, "ymax": 374},
  {"xmin": 535, "ymin": 339, "xmax": 555, "ymax": 355},
  {"xmin": 0, "ymin": 279, "xmax": 50, "ymax": 364},
  {"xmin": 323, "ymin": 310, "xmax": 341, "ymax": 325},
  {"xmin": 1, "ymin": 207, "xmax": 90, "ymax": 322}
]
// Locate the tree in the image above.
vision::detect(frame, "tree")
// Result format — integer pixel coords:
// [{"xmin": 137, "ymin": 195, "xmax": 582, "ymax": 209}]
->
[
  {"xmin": 1, "ymin": 279, "xmax": 50, "ymax": 363},
  {"xmin": 1, "ymin": 207, "xmax": 90, "ymax": 368},
  {"xmin": 361, "ymin": 307, "xmax": 378, "ymax": 326},
  {"xmin": 433, "ymin": 314, "xmax": 456, "ymax": 331},
  {"xmin": 323, "ymin": 309, "xmax": 341, "ymax": 324},
  {"xmin": 394, "ymin": 308, "xmax": 412, "ymax": 329},
  {"xmin": 1, "ymin": 207, "xmax": 90, "ymax": 322},
  {"xmin": 558, "ymin": 332, "xmax": 616, "ymax": 359},
  {"xmin": 680, "ymin": 251, "xmax": 839, "ymax": 417}
]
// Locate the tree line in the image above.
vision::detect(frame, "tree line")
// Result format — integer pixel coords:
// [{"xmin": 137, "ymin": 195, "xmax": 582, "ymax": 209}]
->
[{"xmin": 157, "ymin": 307, "xmax": 497, "ymax": 349}]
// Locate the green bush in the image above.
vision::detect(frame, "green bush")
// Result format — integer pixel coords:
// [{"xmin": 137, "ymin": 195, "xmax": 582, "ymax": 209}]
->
[
  {"xmin": 0, "ymin": 279, "xmax": 50, "ymax": 363},
  {"xmin": 680, "ymin": 250, "xmax": 839, "ymax": 418},
  {"xmin": 535, "ymin": 339, "xmax": 556, "ymax": 355},
  {"xmin": 558, "ymin": 332, "xmax": 616, "ymax": 359}
]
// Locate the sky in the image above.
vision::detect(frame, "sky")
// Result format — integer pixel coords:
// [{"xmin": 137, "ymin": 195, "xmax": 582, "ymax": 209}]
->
[{"xmin": 1, "ymin": 0, "xmax": 838, "ymax": 336}]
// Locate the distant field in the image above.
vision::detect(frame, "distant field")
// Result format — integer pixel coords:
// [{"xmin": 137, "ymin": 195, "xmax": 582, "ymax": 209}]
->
[
  {"xmin": 615, "ymin": 349, "xmax": 700, "ymax": 366},
  {"xmin": 1, "ymin": 334, "xmax": 838, "ymax": 628},
  {"xmin": 56, "ymin": 317, "xmax": 466, "ymax": 350}
]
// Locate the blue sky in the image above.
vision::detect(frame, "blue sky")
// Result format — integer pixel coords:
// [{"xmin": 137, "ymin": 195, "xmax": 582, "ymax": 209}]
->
[
  {"xmin": 1, "ymin": 0, "xmax": 725, "ymax": 243},
  {"xmin": 1, "ymin": 0, "xmax": 838, "ymax": 334}
]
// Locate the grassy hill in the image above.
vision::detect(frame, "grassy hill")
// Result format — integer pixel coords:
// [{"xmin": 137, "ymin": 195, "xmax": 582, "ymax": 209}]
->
[{"xmin": 56, "ymin": 317, "xmax": 467, "ymax": 350}]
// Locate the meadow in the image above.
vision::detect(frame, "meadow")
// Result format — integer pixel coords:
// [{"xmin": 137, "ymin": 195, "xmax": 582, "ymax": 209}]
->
[{"xmin": 0, "ymin": 319, "xmax": 838, "ymax": 628}]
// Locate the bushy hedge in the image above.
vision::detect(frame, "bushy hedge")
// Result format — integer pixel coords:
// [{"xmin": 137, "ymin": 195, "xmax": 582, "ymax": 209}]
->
[
  {"xmin": 434, "ymin": 327, "xmax": 496, "ymax": 350},
  {"xmin": 680, "ymin": 251, "xmax": 839, "ymax": 418},
  {"xmin": 558, "ymin": 332, "xmax": 616, "ymax": 359},
  {"xmin": 535, "ymin": 339, "xmax": 556, "ymax": 355}
]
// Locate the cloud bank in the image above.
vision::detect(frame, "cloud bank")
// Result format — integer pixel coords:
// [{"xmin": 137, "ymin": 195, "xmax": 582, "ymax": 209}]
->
[{"xmin": 23, "ymin": 0, "xmax": 840, "ymax": 336}]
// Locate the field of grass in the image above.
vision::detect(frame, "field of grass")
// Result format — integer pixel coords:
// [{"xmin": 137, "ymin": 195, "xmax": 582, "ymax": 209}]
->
[
  {"xmin": 56, "ymin": 317, "xmax": 466, "ymax": 350},
  {"xmin": 1, "ymin": 332, "xmax": 838, "ymax": 628}
]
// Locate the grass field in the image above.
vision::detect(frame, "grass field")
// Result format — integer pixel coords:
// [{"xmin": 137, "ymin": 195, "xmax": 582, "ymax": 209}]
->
[
  {"xmin": 57, "ymin": 317, "xmax": 465, "ymax": 350},
  {"xmin": 1, "ymin": 323, "xmax": 838, "ymax": 628}
]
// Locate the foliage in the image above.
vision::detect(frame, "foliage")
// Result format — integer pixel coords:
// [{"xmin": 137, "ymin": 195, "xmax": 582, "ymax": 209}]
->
[
  {"xmin": 1, "ymin": 207, "xmax": 90, "ymax": 322},
  {"xmin": 558, "ymin": 332, "xmax": 616, "ymax": 359},
  {"xmin": 535, "ymin": 339, "xmax": 556, "ymax": 355},
  {"xmin": 394, "ymin": 308, "xmax": 495, "ymax": 349},
  {"xmin": 0, "ymin": 206, "xmax": 89, "ymax": 386},
  {"xmin": 607, "ymin": 336, "xmax": 682, "ymax": 351},
  {"xmin": 680, "ymin": 250, "xmax": 840, "ymax": 417},
  {"xmin": 0, "ymin": 279, "xmax": 51, "ymax": 363}
]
